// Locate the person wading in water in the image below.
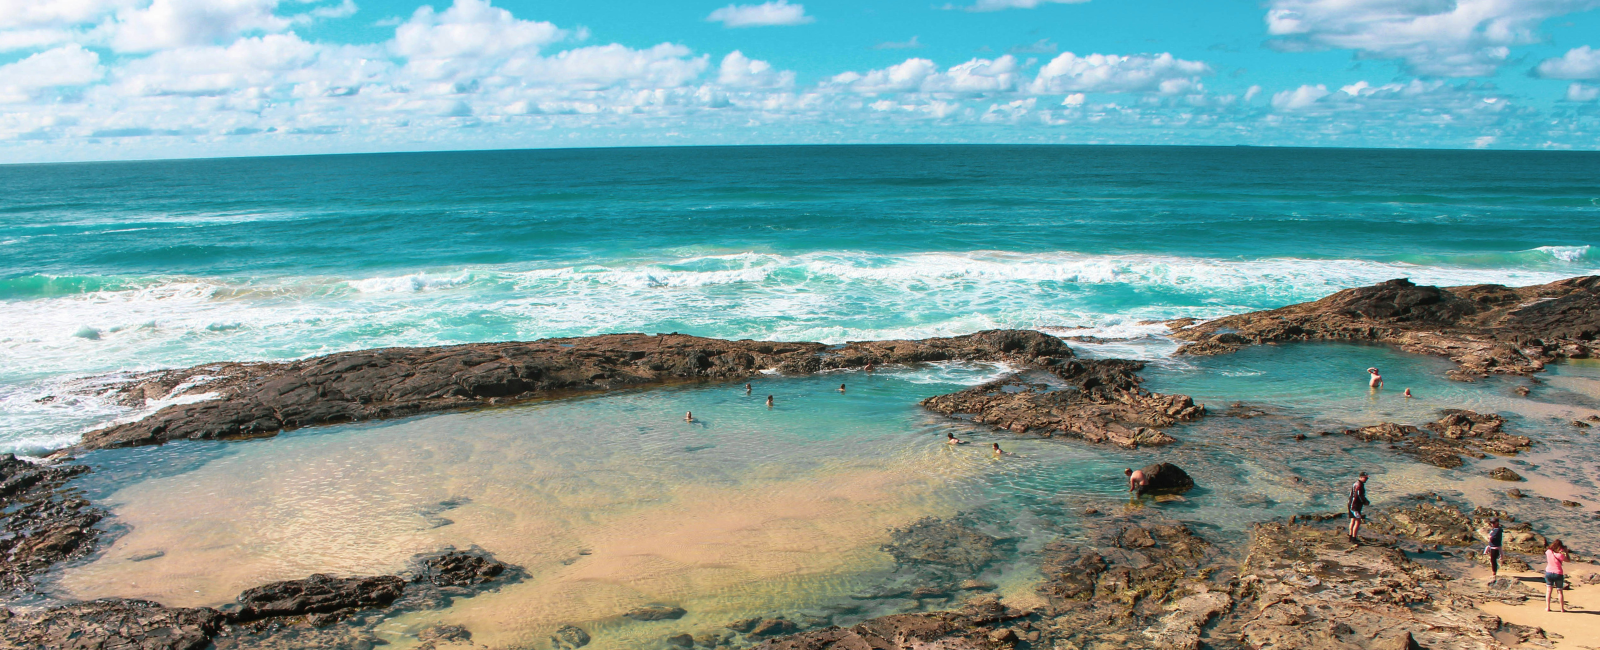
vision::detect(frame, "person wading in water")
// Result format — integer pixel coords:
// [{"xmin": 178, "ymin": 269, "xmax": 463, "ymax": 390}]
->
[{"xmin": 1348, "ymin": 472, "xmax": 1370, "ymax": 541}]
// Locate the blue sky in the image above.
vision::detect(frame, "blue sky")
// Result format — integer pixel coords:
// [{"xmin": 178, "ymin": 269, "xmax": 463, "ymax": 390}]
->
[{"xmin": 2, "ymin": 0, "xmax": 1600, "ymax": 161}]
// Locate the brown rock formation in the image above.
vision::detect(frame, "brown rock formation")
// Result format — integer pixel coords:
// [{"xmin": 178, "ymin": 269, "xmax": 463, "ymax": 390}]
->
[
  {"xmin": 1171, "ymin": 276, "xmax": 1600, "ymax": 380},
  {"xmin": 918, "ymin": 361, "xmax": 1204, "ymax": 449},
  {"xmin": 0, "ymin": 454, "xmax": 103, "ymax": 594},
  {"xmin": 75, "ymin": 329, "xmax": 1088, "ymax": 450},
  {"xmin": 1342, "ymin": 409, "xmax": 1530, "ymax": 468}
]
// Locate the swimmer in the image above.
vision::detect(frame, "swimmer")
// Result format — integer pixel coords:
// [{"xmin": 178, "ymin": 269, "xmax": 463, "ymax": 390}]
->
[
  {"xmin": 1404, "ymin": 387, "xmax": 1412, "ymax": 398},
  {"xmin": 865, "ymin": 362, "xmax": 875, "ymax": 373},
  {"xmin": 684, "ymin": 411, "xmax": 694, "ymax": 422},
  {"xmin": 992, "ymin": 442, "xmax": 1005, "ymax": 457},
  {"xmin": 1367, "ymin": 367, "xmax": 1383, "ymax": 389},
  {"xmin": 946, "ymin": 432, "xmax": 966, "ymax": 445},
  {"xmin": 766, "ymin": 395, "xmax": 774, "ymax": 408},
  {"xmin": 838, "ymin": 383, "xmax": 846, "ymax": 393},
  {"xmin": 1125, "ymin": 468, "xmax": 1148, "ymax": 495},
  {"xmin": 745, "ymin": 383, "xmax": 752, "ymax": 394}
]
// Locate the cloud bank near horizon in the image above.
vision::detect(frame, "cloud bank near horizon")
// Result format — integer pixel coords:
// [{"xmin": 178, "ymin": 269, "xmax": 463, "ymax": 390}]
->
[{"xmin": 1, "ymin": 0, "xmax": 1597, "ymax": 162}]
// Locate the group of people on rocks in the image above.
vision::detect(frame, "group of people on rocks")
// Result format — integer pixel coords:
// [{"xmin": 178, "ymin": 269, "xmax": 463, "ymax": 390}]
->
[{"xmin": 1347, "ymin": 472, "xmax": 1576, "ymax": 613}]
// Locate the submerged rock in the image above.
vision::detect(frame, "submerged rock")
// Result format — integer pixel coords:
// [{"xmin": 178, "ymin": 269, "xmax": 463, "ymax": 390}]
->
[
  {"xmin": 1343, "ymin": 409, "xmax": 1531, "ymax": 469},
  {"xmin": 1170, "ymin": 276, "xmax": 1600, "ymax": 380},
  {"xmin": 551, "ymin": 624, "xmax": 591, "ymax": 648},
  {"xmin": 1490, "ymin": 467, "xmax": 1524, "ymax": 481},
  {"xmin": 625, "ymin": 605, "xmax": 687, "ymax": 621}
]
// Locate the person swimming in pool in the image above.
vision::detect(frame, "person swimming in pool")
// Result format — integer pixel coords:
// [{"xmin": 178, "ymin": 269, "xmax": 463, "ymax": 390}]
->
[
  {"xmin": 992, "ymin": 442, "xmax": 1006, "ymax": 457},
  {"xmin": 838, "ymin": 383, "xmax": 846, "ymax": 393},
  {"xmin": 1368, "ymin": 367, "xmax": 1383, "ymax": 389},
  {"xmin": 946, "ymin": 432, "xmax": 966, "ymax": 445},
  {"xmin": 684, "ymin": 411, "xmax": 694, "ymax": 422},
  {"xmin": 865, "ymin": 362, "xmax": 875, "ymax": 372},
  {"xmin": 745, "ymin": 383, "xmax": 752, "ymax": 394},
  {"xmin": 766, "ymin": 395, "xmax": 774, "ymax": 408}
]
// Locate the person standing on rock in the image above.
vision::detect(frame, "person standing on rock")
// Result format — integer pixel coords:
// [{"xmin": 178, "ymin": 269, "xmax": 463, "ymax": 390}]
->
[
  {"xmin": 1484, "ymin": 518, "xmax": 1503, "ymax": 581},
  {"xmin": 1546, "ymin": 539, "xmax": 1570, "ymax": 612},
  {"xmin": 1347, "ymin": 472, "xmax": 1370, "ymax": 541},
  {"xmin": 1367, "ymin": 368, "xmax": 1383, "ymax": 389},
  {"xmin": 1125, "ymin": 468, "xmax": 1148, "ymax": 495}
]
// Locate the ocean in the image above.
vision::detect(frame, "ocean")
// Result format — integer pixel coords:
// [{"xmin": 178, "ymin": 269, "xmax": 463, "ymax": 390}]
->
[
  {"xmin": 8, "ymin": 145, "xmax": 1600, "ymax": 649},
  {"xmin": 3, "ymin": 145, "xmax": 1598, "ymax": 454}
]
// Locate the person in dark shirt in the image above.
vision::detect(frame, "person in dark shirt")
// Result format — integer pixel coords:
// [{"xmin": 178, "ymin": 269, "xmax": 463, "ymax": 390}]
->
[
  {"xmin": 1484, "ymin": 518, "xmax": 1504, "ymax": 581},
  {"xmin": 1347, "ymin": 472, "xmax": 1370, "ymax": 541}
]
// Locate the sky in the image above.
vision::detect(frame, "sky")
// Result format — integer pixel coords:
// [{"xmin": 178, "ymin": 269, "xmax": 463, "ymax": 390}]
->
[{"xmin": 3, "ymin": 0, "xmax": 1600, "ymax": 162}]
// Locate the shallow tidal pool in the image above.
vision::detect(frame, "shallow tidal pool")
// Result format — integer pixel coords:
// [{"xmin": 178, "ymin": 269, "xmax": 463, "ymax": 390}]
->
[{"xmin": 50, "ymin": 346, "xmax": 1600, "ymax": 649}]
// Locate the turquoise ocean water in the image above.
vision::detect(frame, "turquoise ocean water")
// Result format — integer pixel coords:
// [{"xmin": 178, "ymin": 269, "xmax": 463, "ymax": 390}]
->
[{"xmin": 2, "ymin": 144, "xmax": 1599, "ymax": 454}]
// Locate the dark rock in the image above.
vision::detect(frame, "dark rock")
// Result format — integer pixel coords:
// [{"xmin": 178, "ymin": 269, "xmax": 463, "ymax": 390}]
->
[
  {"xmin": 1508, "ymin": 488, "xmax": 1524, "ymax": 498},
  {"xmin": 418, "ymin": 549, "xmax": 509, "ymax": 586},
  {"xmin": 625, "ymin": 605, "xmax": 687, "ymax": 621},
  {"xmin": 726, "ymin": 617, "xmax": 761, "ymax": 633},
  {"xmin": 231, "ymin": 573, "xmax": 406, "ymax": 624},
  {"xmin": 1562, "ymin": 500, "xmax": 1582, "ymax": 507},
  {"xmin": 919, "ymin": 364, "xmax": 1202, "ymax": 448},
  {"xmin": 1573, "ymin": 420, "xmax": 1592, "ymax": 428},
  {"xmin": 667, "ymin": 633, "xmax": 694, "ymax": 647},
  {"xmin": 1343, "ymin": 410, "xmax": 1530, "ymax": 469},
  {"xmin": 0, "ymin": 454, "xmax": 103, "ymax": 593},
  {"xmin": 79, "ymin": 330, "xmax": 1088, "ymax": 450},
  {"xmin": 1137, "ymin": 462, "xmax": 1194, "ymax": 495},
  {"xmin": 551, "ymin": 624, "xmax": 591, "ymax": 648},
  {"xmin": 418, "ymin": 624, "xmax": 471, "ymax": 643},
  {"xmin": 1389, "ymin": 631, "xmax": 1423, "ymax": 650},
  {"xmin": 1171, "ymin": 276, "xmax": 1600, "ymax": 380},
  {"xmin": 1489, "ymin": 467, "xmax": 1524, "ymax": 481},
  {"xmin": 0, "ymin": 598, "xmax": 224, "ymax": 650},
  {"xmin": 747, "ymin": 618, "xmax": 800, "ymax": 639}
]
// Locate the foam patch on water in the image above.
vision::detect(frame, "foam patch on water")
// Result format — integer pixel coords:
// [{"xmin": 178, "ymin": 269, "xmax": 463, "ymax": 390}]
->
[
  {"xmin": 1533, "ymin": 245, "xmax": 1591, "ymax": 263},
  {"xmin": 2, "ymin": 249, "xmax": 1596, "ymax": 451}
]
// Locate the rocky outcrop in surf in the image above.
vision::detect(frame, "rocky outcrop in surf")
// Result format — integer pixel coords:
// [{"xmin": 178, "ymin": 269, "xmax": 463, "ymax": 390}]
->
[
  {"xmin": 918, "ymin": 363, "xmax": 1204, "ymax": 448},
  {"xmin": 75, "ymin": 329, "xmax": 1098, "ymax": 450},
  {"xmin": 1171, "ymin": 275, "xmax": 1600, "ymax": 380}
]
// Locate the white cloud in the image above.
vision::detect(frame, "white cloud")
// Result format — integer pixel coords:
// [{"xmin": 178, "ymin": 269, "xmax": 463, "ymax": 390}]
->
[
  {"xmin": 0, "ymin": 44, "xmax": 102, "ymax": 102},
  {"xmin": 1265, "ymin": 0, "xmax": 1600, "ymax": 77},
  {"xmin": 112, "ymin": 0, "xmax": 291, "ymax": 52},
  {"xmin": 1567, "ymin": 82, "xmax": 1600, "ymax": 102},
  {"xmin": 1029, "ymin": 52, "xmax": 1210, "ymax": 94},
  {"xmin": 1061, "ymin": 92, "xmax": 1085, "ymax": 106},
  {"xmin": 1272, "ymin": 84, "xmax": 1329, "ymax": 110},
  {"xmin": 953, "ymin": 0, "xmax": 1090, "ymax": 11},
  {"xmin": 0, "ymin": 28, "xmax": 77, "ymax": 51},
  {"xmin": 1243, "ymin": 84, "xmax": 1262, "ymax": 102},
  {"xmin": 707, "ymin": 1, "xmax": 813, "ymax": 28},
  {"xmin": 504, "ymin": 43, "xmax": 709, "ymax": 90},
  {"xmin": 1536, "ymin": 46, "xmax": 1600, "ymax": 79},
  {"xmin": 393, "ymin": 0, "xmax": 564, "ymax": 61},
  {"xmin": 833, "ymin": 56, "xmax": 1021, "ymax": 94},
  {"xmin": 0, "ymin": 0, "xmax": 132, "ymax": 29},
  {"xmin": 718, "ymin": 51, "xmax": 794, "ymax": 88}
]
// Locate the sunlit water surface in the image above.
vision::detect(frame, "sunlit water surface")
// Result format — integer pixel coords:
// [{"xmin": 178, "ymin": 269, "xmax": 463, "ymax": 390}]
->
[{"xmin": 51, "ymin": 350, "xmax": 1600, "ymax": 649}]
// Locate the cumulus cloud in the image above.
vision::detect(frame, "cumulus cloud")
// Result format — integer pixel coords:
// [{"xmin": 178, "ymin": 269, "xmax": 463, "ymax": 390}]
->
[
  {"xmin": 1536, "ymin": 45, "xmax": 1600, "ymax": 79},
  {"xmin": 0, "ymin": 0, "xmax": 133, "ymax": 29},
  {"xmin": 1265, "ymin": 0, "xmax": 1600, "ymax": 77},
  {"xmin": 394, "ymin": 0, "xmax": 564, "ymax": 61},
  {"xmin": 707, "ymin": 1, "xmax": 813, "ymax": 28},
  {"xmin": 1272, "ymin": 84, "xmax": 1329, "ymax": 110},
  {"xmin": 952, "ymin": 0, "xmax": 1091, "ymax": 11},
  {"xmin": 1567, "ymin": 82, "xmax": 1600, "ymax": 102},
  {"xmin": 833, "ymin": 56, "xmax": 1022, "ymax": 94},
  {"xmin": 112, "ymin": 0, "xmax": 291, "ymax": 52},
  {"xmin": 0, "ymin": 44, "xmax": 102, "ymax": 102},
  {"xmin": 718, "ymin": 51, "xmax": 794, "ymax": 88},
  {"xmin": 1029, "ymin": 52, "xmax": 1210, "ymax": 94}
]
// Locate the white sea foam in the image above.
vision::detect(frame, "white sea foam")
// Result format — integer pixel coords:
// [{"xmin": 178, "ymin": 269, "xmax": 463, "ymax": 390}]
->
[
  {"xmin": 1533, "ymin": 245, "xmax": 1591, "ymax": 263},
  {"xmin": 2, "ymin": 249, "xmax": 1595, "ymax": 451}
]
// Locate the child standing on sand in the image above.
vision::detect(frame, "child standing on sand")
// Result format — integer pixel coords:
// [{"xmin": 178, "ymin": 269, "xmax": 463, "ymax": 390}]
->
[{"xmin": 1546, "ymin": 540, "xmax": 1570, "ymax": 612}]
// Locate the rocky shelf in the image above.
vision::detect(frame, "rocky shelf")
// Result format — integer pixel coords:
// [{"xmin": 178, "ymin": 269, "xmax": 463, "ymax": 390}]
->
[{"xmin": 1169, "ymin": 275, "xmax": 1600, "ymax": 380}]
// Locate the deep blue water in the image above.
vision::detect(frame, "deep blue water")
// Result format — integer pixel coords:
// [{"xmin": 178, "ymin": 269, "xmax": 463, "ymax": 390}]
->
[{"xmin": 2, "ymin": 145, "xmax": 1598, "ymax": 453}]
